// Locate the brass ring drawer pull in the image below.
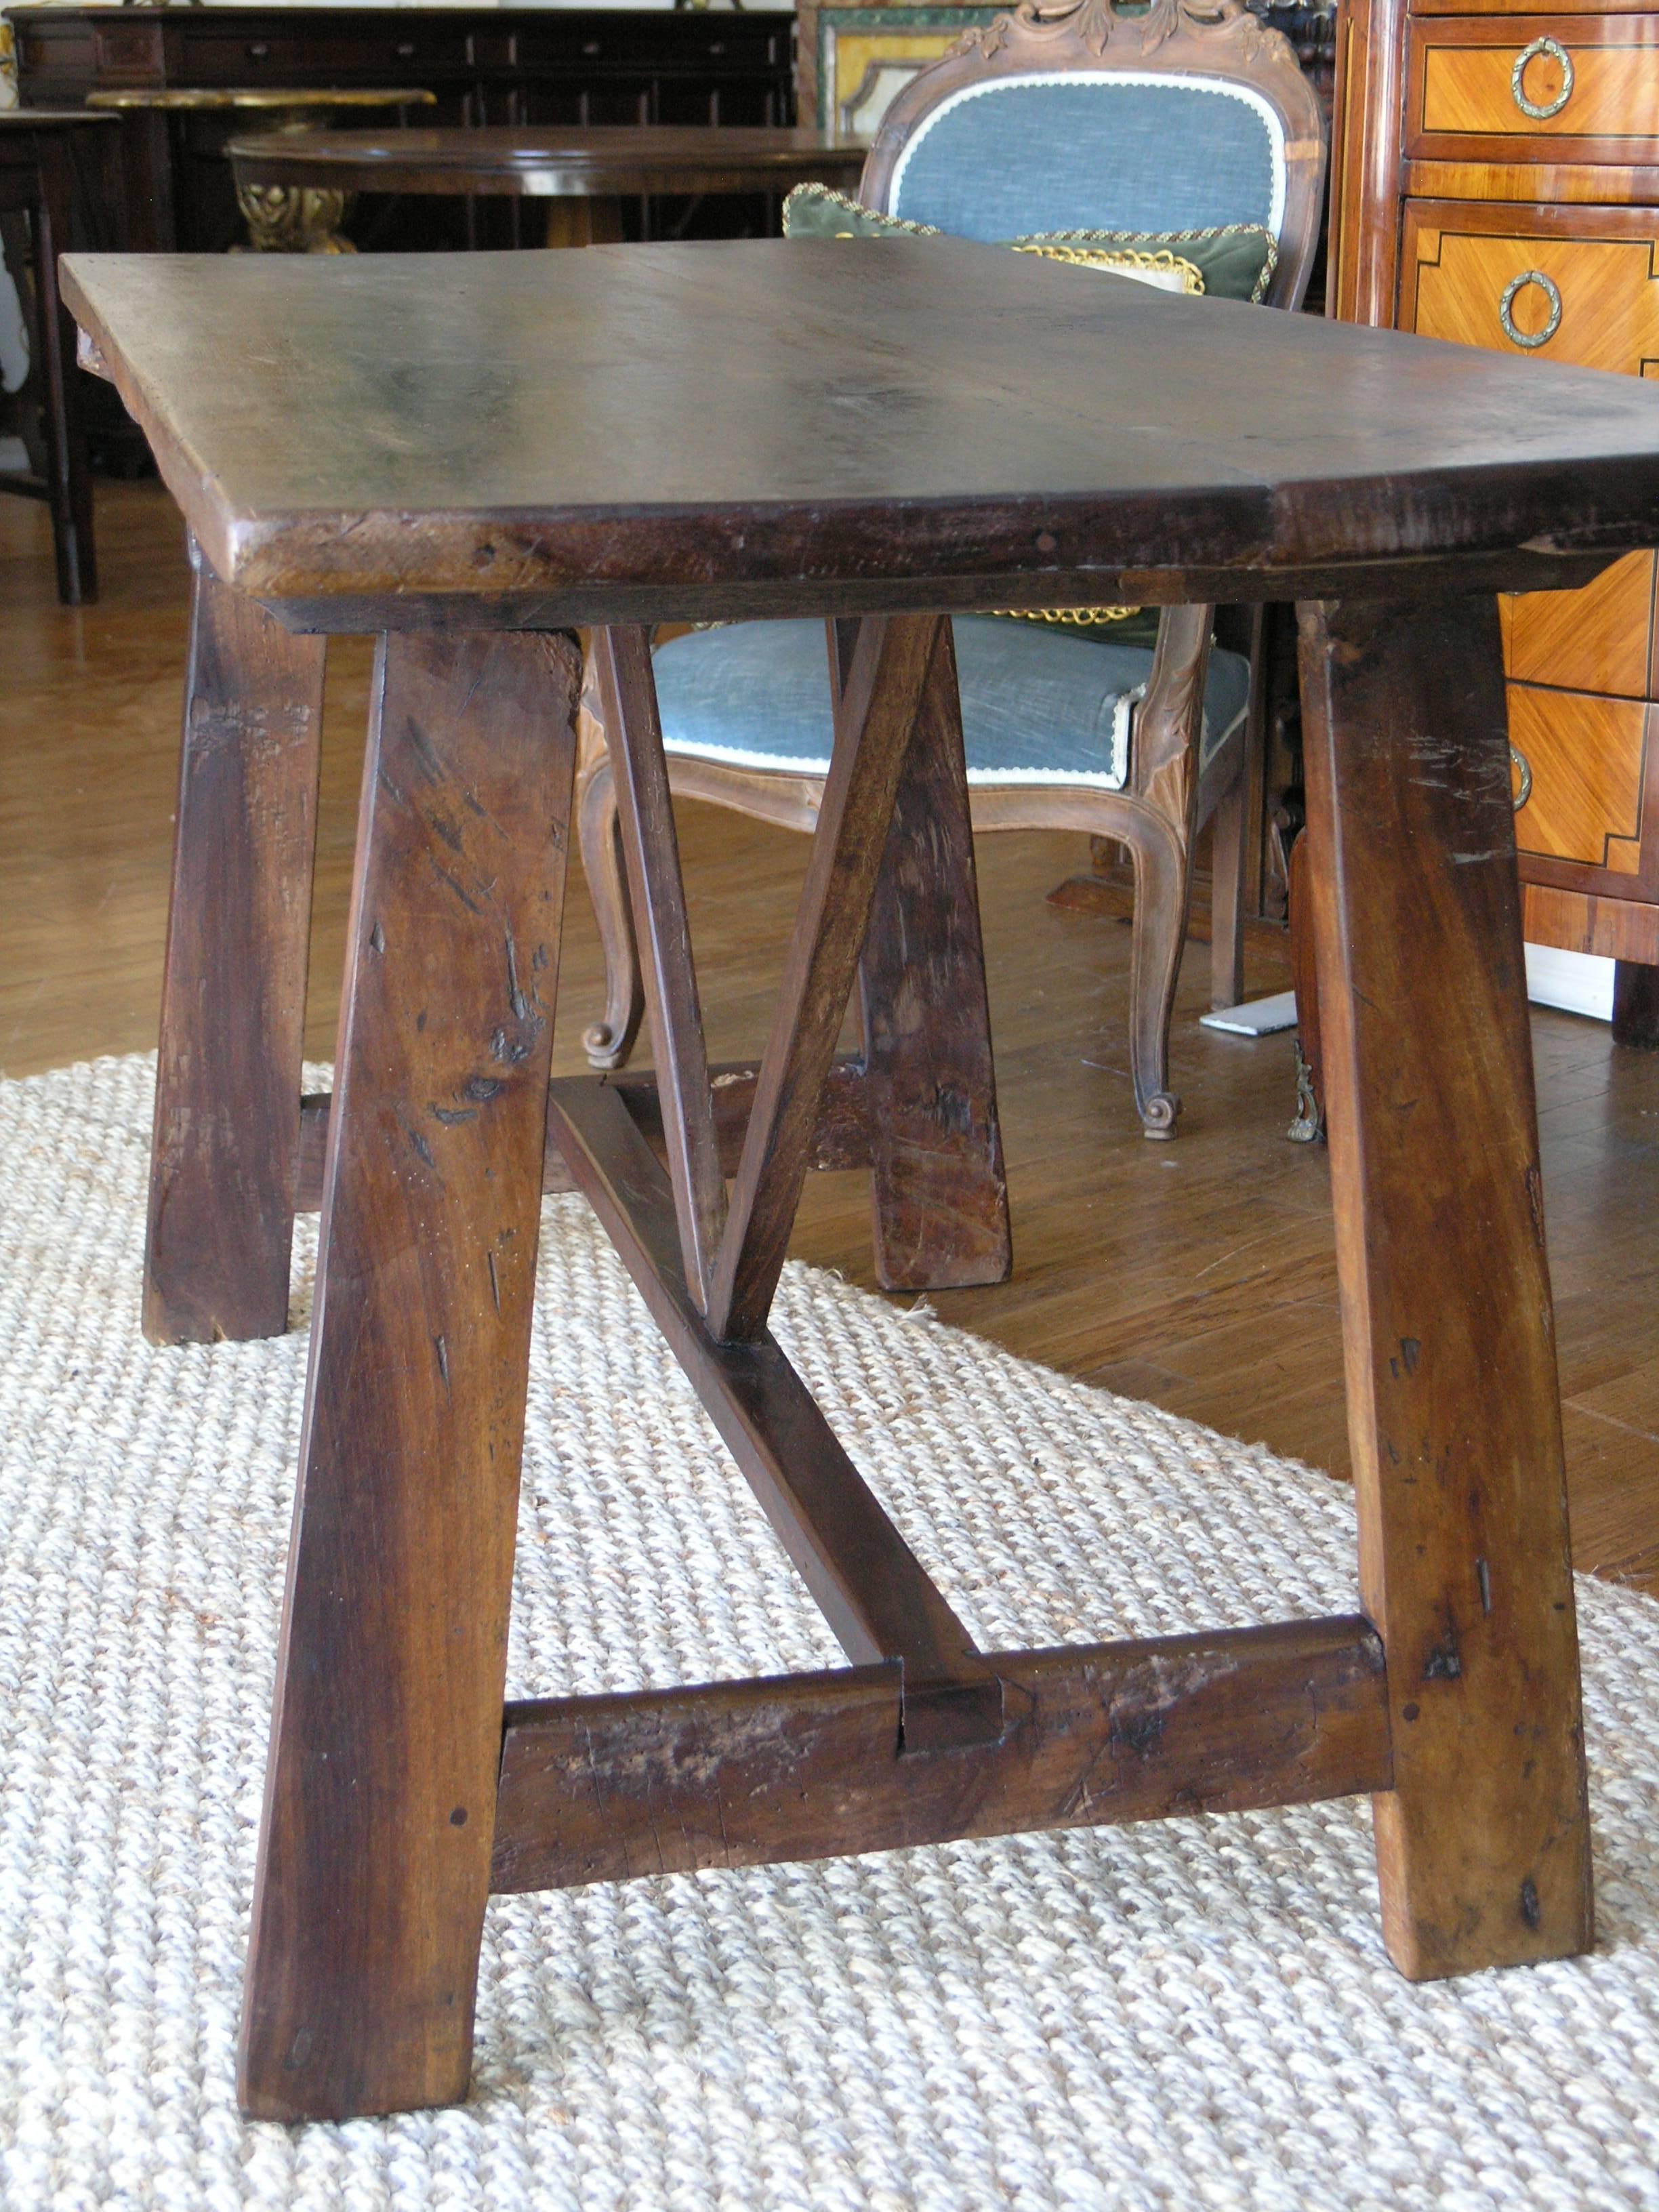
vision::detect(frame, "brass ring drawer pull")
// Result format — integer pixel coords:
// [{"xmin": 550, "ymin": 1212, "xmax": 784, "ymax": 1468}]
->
[
  {"xmin": 1512, "ymin": 35, "xmax": 1574, "ymax": 120},
  {"xmin": 1499, "ymin": 269, "xmax": 1562, "ymax": 349},
  {"xmin": 1510, "ymin": 743, "xmax": 1533, "ymax": 812}
]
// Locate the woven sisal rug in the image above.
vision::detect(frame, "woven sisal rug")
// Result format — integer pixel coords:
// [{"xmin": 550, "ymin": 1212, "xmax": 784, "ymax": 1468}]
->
[{"xmin": 1, "ymin": 1055, "xmax": 1658, "ymax": 2210}]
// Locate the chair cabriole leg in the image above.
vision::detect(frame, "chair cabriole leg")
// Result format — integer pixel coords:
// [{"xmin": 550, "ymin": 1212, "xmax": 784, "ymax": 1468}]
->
[{"xmin": 1125, "ymin": 602, "xmax": 1214, "ymax": 1139}]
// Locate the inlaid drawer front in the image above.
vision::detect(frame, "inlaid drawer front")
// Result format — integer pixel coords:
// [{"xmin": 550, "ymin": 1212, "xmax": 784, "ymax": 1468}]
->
[
  {"xmin": 1502, "ymin": 550, "xmax": 1658, "ymax": 701},
  {"xmin": 1402, "ymin": 201, "xmax": 1659, "ymax": 370},
  {"xmin": 1509, "ymin": 682, "xmax": 1648, "ymax": 871},
  {"xmin": 1406, "ymin": 17, "xmax": 1659, "ymax": 158}
]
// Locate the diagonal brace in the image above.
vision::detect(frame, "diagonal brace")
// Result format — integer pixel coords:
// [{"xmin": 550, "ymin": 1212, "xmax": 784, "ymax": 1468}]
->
[
  {"xmin": 705, "ymin": 611, "xmax": 945, "ymax": 1342},
  {"xmin": 592, "ymin": 622, "xmax": 728, "ymax": 1311},
  {"xmin": 547, "ymin": 1075, "xmax": 1006, "ymax": 1748}
]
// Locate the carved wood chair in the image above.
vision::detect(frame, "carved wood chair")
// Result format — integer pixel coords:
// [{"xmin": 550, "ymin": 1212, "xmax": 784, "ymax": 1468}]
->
[{"xmin": 577, "ymin": 0, "xmax": 1326, "ymax": 1137}]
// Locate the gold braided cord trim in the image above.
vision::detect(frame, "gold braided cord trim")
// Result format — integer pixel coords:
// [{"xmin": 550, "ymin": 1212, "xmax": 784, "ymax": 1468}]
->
[
  {"xmin": 783, "ymin": 184, "xmax": 940, "ymax": 234},
  {"xmin": 1012, "ymin": 242, "xmax": 1204, "ymax": 293},
  {"xmin": 989, "ymin": 605, "xmax": 1143, "ymax": 627},
  {"xmin": 1032, "ymin": 221, "xmax": 1280, "ymax": 304}
]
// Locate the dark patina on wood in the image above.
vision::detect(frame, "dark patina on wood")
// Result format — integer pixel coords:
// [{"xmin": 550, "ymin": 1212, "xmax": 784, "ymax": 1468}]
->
[
  {"xmin": 547, "ymin": 1073, "xmax": 1008, "ymax": 1753},
  {"xmin": 226, "ymin": 123, "xmax": 866, "ymax": 202},
  {"xmin": 849, "ymin": 615, "xmax": 1012, "ymax": 1287},
  {"xmin": 294, "ymin": 1054, "xmax": 876, "ymax": 1213},
  {"xmin": 58, "ymin": 240, "xmax": 1659, "ymax": 626}
]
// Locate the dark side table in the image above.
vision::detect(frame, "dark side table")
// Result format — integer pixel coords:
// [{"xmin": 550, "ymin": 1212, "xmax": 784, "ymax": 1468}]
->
[
  {"xmin": 62, "ymin": 238, "xmax": 1659, "ymax": 2124},
  {"xmin": 226, "ymin": 123, "xmax": 868, "ymax": 247},
  {"xmin": 0, "ymin": 109, "xmax": 117, "ymax": 604}
]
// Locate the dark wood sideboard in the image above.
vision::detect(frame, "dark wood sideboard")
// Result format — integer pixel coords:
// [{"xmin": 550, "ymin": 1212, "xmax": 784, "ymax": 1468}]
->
[{"xmin": 11, "ymin": 5, "xmax": 797, "ymax": 250}]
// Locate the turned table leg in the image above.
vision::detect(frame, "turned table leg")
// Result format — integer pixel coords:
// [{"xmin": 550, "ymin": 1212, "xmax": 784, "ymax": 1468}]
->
[
  {"xmin": 144, "ymin": 544, "xmax": 325, "ymax": 1345},
  {"xmin": 239, "ymin": 627, "xmax": 581, "ymax": 2123},
  {"xmin": 1298, "ymin": 592, "xmax": 1591, "ymax": 1979}
]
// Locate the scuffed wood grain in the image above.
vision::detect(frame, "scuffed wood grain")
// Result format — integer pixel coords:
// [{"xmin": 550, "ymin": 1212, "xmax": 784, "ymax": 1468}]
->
[
  {"xmin": 546, "ymin": 1076, "xmax": 1006, "ymax": 1750},
  {"xmin": 708, "ymin": 613, "xmax": 942, "ymax": 1342},
  {"xmin": 294, "ymin": 1055, "xmax": 877, "ymax": 1214},
  {"xmin": 57, "ymin": 243, "xmax": 1659, "ymax": 621},
  {"xmin": 491, "ymin": 1616, "xmax": 1393, "ymax": 1891}
]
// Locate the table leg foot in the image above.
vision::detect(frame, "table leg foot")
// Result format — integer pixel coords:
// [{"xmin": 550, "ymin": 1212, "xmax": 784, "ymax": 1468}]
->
[
  {"xmin": 239, "ymin": 628, "xmax": 581, "ymax": 2122},
  {"xmin": 857, "ymin": 615, "xmax": 1010, "ymax": 1290},
  {"xmin": 144, "ymin": 542, "xmax": 325, "ymax": 1345},
  {"xmin": 1299, "ymin": 592, "xmax": 1591, "ymax": 1980}
]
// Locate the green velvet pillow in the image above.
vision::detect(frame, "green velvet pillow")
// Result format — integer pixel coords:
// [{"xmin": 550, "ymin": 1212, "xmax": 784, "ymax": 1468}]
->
[
  {"xmin": 781, "ymin": 186, "xmax": 937, "ymax": 242},
  {"xmin": 1035, "ymin": 224, "xmax": 1277, "ymax": 304},
  {"xmin": 781, "ymin": 184, "xmax": 1278, "ymax": 304}
]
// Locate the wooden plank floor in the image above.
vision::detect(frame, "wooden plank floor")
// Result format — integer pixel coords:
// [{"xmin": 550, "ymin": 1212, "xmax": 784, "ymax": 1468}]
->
[{"xmin": 7, "ymin": 481, "xmax": 1659, "ymax": 1591}]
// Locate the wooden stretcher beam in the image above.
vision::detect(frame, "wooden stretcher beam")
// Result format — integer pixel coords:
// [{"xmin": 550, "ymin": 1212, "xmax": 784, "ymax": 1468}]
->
[{"xmin": 491, "ymin": 1614, "xmax": 1393, "ymax": 1893}]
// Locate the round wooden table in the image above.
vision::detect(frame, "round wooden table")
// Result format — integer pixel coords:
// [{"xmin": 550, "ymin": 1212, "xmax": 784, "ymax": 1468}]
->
[{"xmin": 225, "ymin": 124, "xmax": 869, "ymax": 247}]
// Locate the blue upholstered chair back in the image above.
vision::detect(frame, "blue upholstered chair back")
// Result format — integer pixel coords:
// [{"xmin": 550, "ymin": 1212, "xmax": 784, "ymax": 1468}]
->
[{"xmin": 884, "ymin": 73, "xmax": 1285, "ymax": 241}]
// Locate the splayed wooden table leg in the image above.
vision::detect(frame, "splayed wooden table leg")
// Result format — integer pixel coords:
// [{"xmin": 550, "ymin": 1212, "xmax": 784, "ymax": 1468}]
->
[
  {"xmin": 1298, "ymin": 592, "xmax": 1591, "ymax": 1979},
  {"xmin": 143, "ymin": 541, "xmax": 325, "ymax": 1347},
  {"xmin": 239, "ymin": 627, "xmax": 581, "ymax": 2122}
]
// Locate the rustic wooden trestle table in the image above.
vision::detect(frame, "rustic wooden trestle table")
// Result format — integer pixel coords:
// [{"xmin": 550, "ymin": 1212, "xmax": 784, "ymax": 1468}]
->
[{"xmin": 60, "ymin": 240, "xmax": 1659, "ymax": 2124}]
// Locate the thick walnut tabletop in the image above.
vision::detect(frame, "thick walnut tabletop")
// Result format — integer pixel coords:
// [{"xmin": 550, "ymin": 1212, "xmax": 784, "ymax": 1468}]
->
[
  {"xmin": 62, "ymin": 237, "xmax": 1659, "ymax": 2123},
  {"xmin": 61, "ymin": 241, "xmax": 1659, "ymax": 621}
]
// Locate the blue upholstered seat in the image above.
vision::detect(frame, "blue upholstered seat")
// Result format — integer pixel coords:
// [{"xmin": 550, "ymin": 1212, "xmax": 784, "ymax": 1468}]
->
[
  {"xmin": 888, "ymin": 75, "xmax": 1285, "ymax": 239},
  {"xmin": 654, "ymin": 615, "xmax": 1252, "ymax": 792}
]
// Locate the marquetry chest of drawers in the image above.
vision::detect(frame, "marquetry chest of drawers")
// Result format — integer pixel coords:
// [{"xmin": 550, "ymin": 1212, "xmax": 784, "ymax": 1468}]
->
[{"xmin": 1331, "ymin": 0, "xmax": 1659, "ymax": 976}]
